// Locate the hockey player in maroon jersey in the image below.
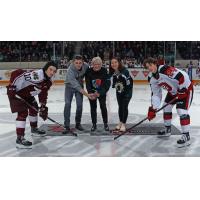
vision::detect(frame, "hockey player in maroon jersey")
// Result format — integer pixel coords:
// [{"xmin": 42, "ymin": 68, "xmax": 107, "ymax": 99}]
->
[
  {"xmin": 143, "ymin": 58, "xmax": 193, "ymax": 147},
  {"xmin": 6, "ymin": 61, "xmax": 58, "ymax": 149}
]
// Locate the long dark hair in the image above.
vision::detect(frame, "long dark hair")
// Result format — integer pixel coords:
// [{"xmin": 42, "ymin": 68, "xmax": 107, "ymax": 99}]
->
[{"xmin": 109, "ymin": 57, "xmax": 125, "ymax": 75}]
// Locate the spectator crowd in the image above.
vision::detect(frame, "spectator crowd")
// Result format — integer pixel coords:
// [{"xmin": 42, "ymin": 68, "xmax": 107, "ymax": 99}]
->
[{"xmin": 1, "ymin": 41, "xmax": 200, "ymax": 68}]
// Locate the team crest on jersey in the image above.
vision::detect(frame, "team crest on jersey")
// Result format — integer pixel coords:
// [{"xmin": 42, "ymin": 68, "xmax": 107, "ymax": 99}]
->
[
  {"xmin": 115, "ymin": 82, "xmax": 124, "ymax": 93},
  {"xmin": 92, "ymin": 79, "xmax": 102, "ymax": 89},
  {"xmin": 32, "ymin": 72, "xmax": 39, "ymax": 80}
]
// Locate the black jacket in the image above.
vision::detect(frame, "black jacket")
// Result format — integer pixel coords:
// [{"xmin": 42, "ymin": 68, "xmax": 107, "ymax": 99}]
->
[
  {"xmin": 112, "ymin": 67, "xmax": 133, "ymax": 98},
  {"xmin": 85, "ymin": 67, "xmax": 111, "ymax": 96}
]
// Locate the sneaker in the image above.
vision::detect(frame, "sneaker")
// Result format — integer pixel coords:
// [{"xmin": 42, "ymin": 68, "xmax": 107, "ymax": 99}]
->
[
  {"xmin": 104, "ymin": 123, "xmax": 109, "ymax": 131},
  {"xmin": 115, "ymin": 122, "xmax": 122, "ymax": 130},
  {"xmin": 31, "ymin": 127, "xmax": 46, "ymax": 137},
  {"xmin": 177, "ymin": 133, "xmax": 190, "ymax": 148},
  {"xmin": 16, "ymin": 136, "xmax": 32, "ymax": 149},
  {"xmin": 91, "ymin": 124, "xmax": 97, "ymax": 132},
  {"xmin": 119, "ymin": 123, "xmax": 126, "ymax": 132},
  {"xmin": 157, "ymin": 126, "xmax": 171, "ymax": 138},
  {"xmin": 75, "ymin": 123, "xmax": 84, "ymax": 131}
]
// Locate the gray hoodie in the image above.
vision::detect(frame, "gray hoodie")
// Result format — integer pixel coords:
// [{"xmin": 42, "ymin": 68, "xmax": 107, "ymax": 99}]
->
[{"xmin": 65, "ymin": 62, "xmax": 89, "ymax": 92}]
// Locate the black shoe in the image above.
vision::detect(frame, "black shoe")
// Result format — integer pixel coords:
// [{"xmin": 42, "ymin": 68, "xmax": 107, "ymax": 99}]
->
[
  {"xmin": 31, "ymin": 127, "xmax": 46, "ymax": 137},
  {"xmin": 75, "ymin": 124, "xmax": 84, "ymax": 131},
  {"xmin": 157, "ymin": 126, "xmax": 171, "ymax": 137},
  {"xmin": 62, "ymin": 126, "xmax": 71, "ymax": 134},
  {"xmin": 104, "ymin": 123, "xmax": 109, "ymax": 131},
  {"xmin": 91, "ymin": 124, "xmax": 97, "ymax": 132},
  {"xmin": 177, "ymin": 132, "xmax": 190, "ymax": 148},
  {"xmin": 16, "ymin": 136, "xmax": 32, "ymax": 149}
]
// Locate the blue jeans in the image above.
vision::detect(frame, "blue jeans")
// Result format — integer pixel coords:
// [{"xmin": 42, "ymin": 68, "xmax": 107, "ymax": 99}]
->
[{"xmin": 64, "ymin": 86, "xmax": 83, "ymax": 127}]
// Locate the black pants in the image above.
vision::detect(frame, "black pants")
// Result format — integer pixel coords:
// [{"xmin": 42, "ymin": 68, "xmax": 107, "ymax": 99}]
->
[
  {"xmin": 116, "ymin": 94, "xmax": 131, "ymax": 123},
  {"xmin": 89, "ymin": 95, "xmax": 108, "ymax": 124}
]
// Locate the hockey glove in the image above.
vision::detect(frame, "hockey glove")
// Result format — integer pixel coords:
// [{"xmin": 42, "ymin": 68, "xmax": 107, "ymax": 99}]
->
[
  {"xmin": 39, "ymin": 105, "xmax": 48, "ymax": 121},
  {"xmin": 148, "ymin": 106, "xmax": 156, "ymax": 121}
]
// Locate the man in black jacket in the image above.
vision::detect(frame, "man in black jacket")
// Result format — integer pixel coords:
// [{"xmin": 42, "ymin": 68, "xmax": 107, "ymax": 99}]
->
[{"xmin": 85, "ymin": 57, "xmax": 111, "ymax": 132}]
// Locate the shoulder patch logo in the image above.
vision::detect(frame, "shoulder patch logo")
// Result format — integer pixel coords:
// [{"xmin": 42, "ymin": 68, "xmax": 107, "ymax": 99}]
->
[{"xmin": 32, "ymin": 72, "xmax": 39, "ymax": 80}]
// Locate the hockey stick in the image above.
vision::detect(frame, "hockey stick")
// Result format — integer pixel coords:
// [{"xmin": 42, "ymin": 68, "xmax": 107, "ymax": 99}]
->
[
  {"xmin": 114, "ymin": 97, "xmax": 178, "ymax": 140},
  {"xmin": 15, "ymin": 94, "xmax": 77, "ymax": 137}
]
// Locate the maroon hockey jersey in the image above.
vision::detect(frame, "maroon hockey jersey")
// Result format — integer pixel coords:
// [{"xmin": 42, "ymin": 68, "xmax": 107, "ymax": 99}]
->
[{"xmin": 8, "ymin": 69, "xmax": 52, "ymax": 105}]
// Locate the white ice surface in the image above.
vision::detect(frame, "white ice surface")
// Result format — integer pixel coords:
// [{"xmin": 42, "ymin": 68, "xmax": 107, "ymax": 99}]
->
[{"xmin": 0, "ymin": 84, "xmax": 200, "ymax": 156}]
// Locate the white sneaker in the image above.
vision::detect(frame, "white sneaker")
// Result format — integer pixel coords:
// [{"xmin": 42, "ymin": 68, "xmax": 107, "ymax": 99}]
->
[
  {"xmin": 115, "ymin": 122, "xmax": 122, "ymax": 130},
  {"xmin": 119, "ymin": 123, "xmax": 126, "ymax": 132}
]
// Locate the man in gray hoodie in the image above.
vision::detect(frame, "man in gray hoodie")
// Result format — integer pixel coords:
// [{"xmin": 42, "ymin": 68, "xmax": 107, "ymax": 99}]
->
[{"xmin": 63, "ymin": 55, "xmax": 93, "ymax": 134}]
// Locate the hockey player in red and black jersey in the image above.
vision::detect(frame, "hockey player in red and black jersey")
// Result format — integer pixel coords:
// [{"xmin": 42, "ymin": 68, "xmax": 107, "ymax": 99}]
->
[
  {"xmin": 143, "ymin": 58, "xmax": 193, "ymax": 147},
  {"xmin": 6, "ymin": 61, "xmax": 58, "ymax": 149}
]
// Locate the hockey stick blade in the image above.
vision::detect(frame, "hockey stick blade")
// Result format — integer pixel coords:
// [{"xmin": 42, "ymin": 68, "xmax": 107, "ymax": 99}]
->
[
  {"xmin": 16, "ymin": 95, "xmax": 78, "ymax": 137},
  {"xmin": 114, "ymin": 97, "xmax": 178, "ymax": 140}
]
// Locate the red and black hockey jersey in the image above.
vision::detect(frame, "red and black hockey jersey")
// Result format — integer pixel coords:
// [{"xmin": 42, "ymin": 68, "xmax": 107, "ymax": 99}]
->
[{"xmin": 148, "ymin": 65, "xmax": 192, "ymax": 109}]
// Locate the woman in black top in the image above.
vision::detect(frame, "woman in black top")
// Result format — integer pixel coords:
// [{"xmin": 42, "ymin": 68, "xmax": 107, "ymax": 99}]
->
[
  {"xmin": 85, "ymin": 57, "xmax": 111, "ymax": 131},
  {"xmin": 109, "ymin": 57, "xmax": 133, "ymax": 132}
]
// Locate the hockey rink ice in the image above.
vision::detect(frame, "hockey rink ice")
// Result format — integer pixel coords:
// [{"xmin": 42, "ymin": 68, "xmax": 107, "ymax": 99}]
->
[{"xmin": 0, "ymin": 84, "xmax": 200, "ymax": 157}]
